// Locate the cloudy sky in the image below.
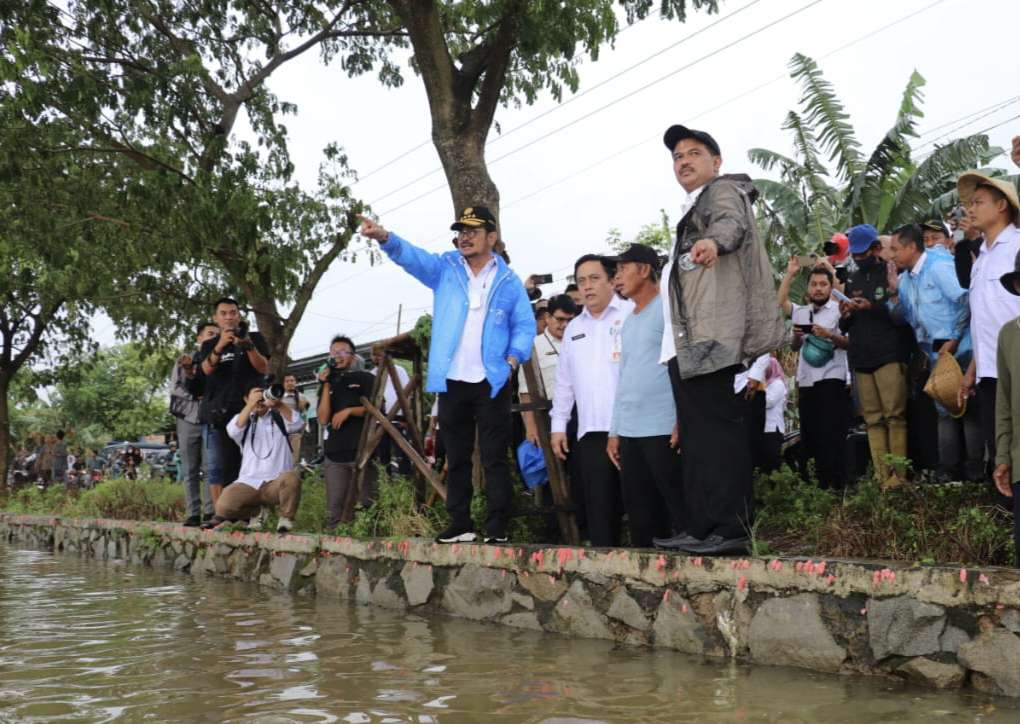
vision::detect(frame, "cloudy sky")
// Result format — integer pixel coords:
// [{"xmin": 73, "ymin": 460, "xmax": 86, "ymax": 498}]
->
[{"xmin": 91, "ymin": 0, "xmax": 1020, "ymax": 361}]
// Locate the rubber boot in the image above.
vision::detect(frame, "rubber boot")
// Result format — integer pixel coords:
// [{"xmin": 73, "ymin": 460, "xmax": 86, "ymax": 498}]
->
[
  {"xmin": 866, "ymin": 425, "xmax": 890, "ymax": 482},
  {"xmin": 887, "ymin": 421, "xmax": 910, "ymax": 487}
]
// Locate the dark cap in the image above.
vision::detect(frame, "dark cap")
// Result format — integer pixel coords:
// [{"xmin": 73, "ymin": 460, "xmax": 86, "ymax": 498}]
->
[
  {"xmin": 451, "ymin": 205, "xmax": 497, "ymax": 231},
  {"xmin": 663, "ymin": 124, "xmax": 721, "ymax": 156},
  {"xmin": 920, "ymin": 219, "xmax": 951, "ymax": 238},
  {"xmin": 1000, "ymin": 249, "xmax": 1020, "ymax": 296},
  {"xmin": 607, "ymin": 243, "xmax": 661, "ymax": 270}
]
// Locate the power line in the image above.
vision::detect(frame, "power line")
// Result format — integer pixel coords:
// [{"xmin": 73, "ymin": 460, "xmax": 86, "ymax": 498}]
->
[
  {"xmin": 913, "ymin": 97, "xmax": 1020, "ymax": 153},
  {"xmin": 916, "ymin": 94, "xmax": 1020, "ymax": 142},
  {"xmin": 351, "ymin": 5, "xmax": 663, "ymax": 186},
  {"xmin": 365, "ymin": 0, "xmax": 765, "ymax": 206},
  {"xmin": 376, "ymin": 0, "xmax": 828, "ymax": 219}
]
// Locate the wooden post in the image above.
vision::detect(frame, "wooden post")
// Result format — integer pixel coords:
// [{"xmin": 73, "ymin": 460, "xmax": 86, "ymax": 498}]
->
[
  {"xmin": 362, "ymin": 397, "xmax": 447, "ymax": 499},
  {"xmin": 520, "ymin": 356, "xmax": 580, "ymax": 545}
]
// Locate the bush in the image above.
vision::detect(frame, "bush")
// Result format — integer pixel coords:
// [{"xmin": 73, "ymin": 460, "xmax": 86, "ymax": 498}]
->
[{"xmin": 1, "ymin": 476, "xmax": 185, "ymax": 521}]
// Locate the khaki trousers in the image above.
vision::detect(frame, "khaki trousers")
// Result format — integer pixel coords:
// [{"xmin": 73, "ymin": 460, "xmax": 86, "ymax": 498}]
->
[
  {"xmin": 215, "ymin": 470, "xmax": 302, "ymax": 520},
  {"xmin": 855, "ymin": 362, "xmax": 908, "ymax": 478},
  {"xmin": 289, "ymin": 433, "xmax": 303, "ymax": 469}
]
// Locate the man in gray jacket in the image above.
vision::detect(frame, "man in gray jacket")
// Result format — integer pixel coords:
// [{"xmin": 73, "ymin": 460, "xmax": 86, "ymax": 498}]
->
[
  {"xmin": 171, "ymin": 322, "xmax": 219, "ymax": 526},
  {"xmin": 659, "ymin": 124, "xmax": 786, "ymax": 555}
]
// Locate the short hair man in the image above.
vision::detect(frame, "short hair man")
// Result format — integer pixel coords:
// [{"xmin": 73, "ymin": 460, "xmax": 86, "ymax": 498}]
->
[
  {"xmin": 887, "ymin": 224, "xmax": 982, "ymax": 481},
  {"xmin": 778, "ymin": 259, "xmax": 850, "ymax": 489},
  {"xmin": 520, "ymin": 294, "xmax": 577, "ymax": 443},
  {"xmin": 957, "ymin": 173, "xmax": 1020, "ymax": 475},
  {"xmin": 279, "ymin": 374, "xmax": 309, "ymax": 468},
  {"xmin": 359, "ymin": 207, "xmax": 534, "ymax": 544},
  {"xmin": 207, "ymin": 384, "xmax": 304, "ymax": 532},
  {"xmin": 993, "ymin": 251, "xmax": 1020, "ymax": 567},
  {"xmin": 564, "ymin": 283, "xmax": 583, "ymax": 306},
  {"xmin": 605, "ymin": 244, "xmax": 686, "ymax": 549},
  {"xmin": 658, "ymin": 124, "xmax": 785, "ymax": 554},
  {"xmin": 317, "ymin": 335, "xmax": 377, "ymax": 528},
  {"xmin": 551, "ymin": 255, "xmax": 633, "ymax": 546},
  {"xmin": 195, "ymin": 297, "xmax": 271, "ymax": 502},
  {"xmin": 920, "ymin": 219, "xmax": 954, "ymax": 255},
  {"xmin": 839, "ymin": 224, "xmax": 912, "ymax": 487},
  {"xmin": 171, "ymin": 322, "xmax": 220, "ymax": 525}
]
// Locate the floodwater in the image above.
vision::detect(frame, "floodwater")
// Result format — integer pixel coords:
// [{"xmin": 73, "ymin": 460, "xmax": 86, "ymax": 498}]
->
[{"xmin": 0, "ymin": 548, "xmax": 1017, "ymax": 723}]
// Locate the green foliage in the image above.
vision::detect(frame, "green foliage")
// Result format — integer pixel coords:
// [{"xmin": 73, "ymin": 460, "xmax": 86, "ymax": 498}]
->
[
  {"xmin": 338, "ymin": 466, "xmax": 448, "ymax": 539},
  {"xmin": 1, "ymin": 476, "xmax": 185, "ymax": 521},
  {"xmin": 606, "ymin": 209, "xmax": 673, "ymax": 254},
  {"xmin": 750, "ymin": 54, "xmax": 1009, "ymax": 268}
]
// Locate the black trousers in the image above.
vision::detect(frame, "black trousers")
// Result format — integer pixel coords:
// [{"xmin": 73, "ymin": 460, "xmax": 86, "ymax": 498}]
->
[
  {"xmin": 669, "ymin": 361, "xmax": 753, "ymax": 540},
  {"xmin": 978, "ymin": 378, "xmax": 997, "ymax": 476},
  {"xmin": 575, "ymin": 431, "xmax": 622, "ymax": 547},
  {"xmin": 215, "ymin": 423, "xmax": 242, "ymax": 487},
  {"xmin": 438, "ymin": 379, "xmax": 513, "ymax": 536},
  {"xmin": 761, "ymin": 431, "xmax": 783, "ymax": 473},
  {"xmin": 738, "ymin": 389, "xmax": 767, "ymax": 472},
  {"xmin": 619, "ymin": 435, "xmax": 684, "ymax": 546},
  {"xmin": 797, "ymin": 379, "xmax": 848, "ymax": 489}
]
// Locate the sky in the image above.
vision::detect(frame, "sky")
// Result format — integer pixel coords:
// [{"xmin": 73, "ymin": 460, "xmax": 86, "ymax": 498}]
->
[{"xmin": 89, "ymin": 0, "xmax": 1020, "ymax": 361}]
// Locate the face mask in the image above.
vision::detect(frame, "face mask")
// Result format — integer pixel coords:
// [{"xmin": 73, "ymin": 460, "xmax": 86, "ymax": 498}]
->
[{"xmin": 857, "ymin": 256, "xmax": 879, "ymax": 272}]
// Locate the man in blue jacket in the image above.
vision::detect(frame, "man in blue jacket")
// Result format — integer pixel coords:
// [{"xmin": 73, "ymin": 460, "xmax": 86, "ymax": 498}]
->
[{"xmin": 358, "ymin": 207, "xmax": 534, "ymax": 544}]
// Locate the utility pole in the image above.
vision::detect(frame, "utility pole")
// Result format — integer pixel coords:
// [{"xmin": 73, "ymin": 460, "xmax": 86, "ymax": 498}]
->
[{"xmin": 395, "ymin": 303, "xmax": 403, "ymax": 335}]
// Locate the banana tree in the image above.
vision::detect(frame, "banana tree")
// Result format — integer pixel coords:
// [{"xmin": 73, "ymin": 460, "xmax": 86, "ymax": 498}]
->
[{"xmin": 751, "ymin": 53, "xmax": 1005, "ymax": 268}]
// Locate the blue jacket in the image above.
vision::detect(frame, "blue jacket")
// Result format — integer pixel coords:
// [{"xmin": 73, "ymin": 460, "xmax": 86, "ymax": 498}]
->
[
  {"xmin": 380, "ymin": 232, "xmax": 534, "ymax": 396},
  {"xmin": 889, "ymin": 250, "xmax": 972, "ymax": 366}
]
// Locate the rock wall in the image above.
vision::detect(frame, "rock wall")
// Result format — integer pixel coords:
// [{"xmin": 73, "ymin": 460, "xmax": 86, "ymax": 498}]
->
[{"xmin": 3, "ymin": 513, "xmax": 1020, "ymax": 698}]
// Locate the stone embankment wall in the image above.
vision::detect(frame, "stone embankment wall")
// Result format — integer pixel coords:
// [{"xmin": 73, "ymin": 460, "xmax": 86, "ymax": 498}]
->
[{"xmin": 3, "ymin": 513, "xmax": 1020, "ymax": 698}]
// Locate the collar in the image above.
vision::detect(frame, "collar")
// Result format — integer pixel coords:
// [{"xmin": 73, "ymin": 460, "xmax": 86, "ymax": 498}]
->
[
  {"xmin": 910, "ymin": 251, "xmax": 927, "ymax": 277},
  {"xmin": 811, "ymin": 298, "xmax": 837, "ymax": 312},
  {"xmin": 985, "ymin": 223, "xmax": 1020, "ymax": 251},
  {"xmin": 680, "ymin": 185, "xmax": 706, "ymax": 214},
  {"xmin": 459, "ymin": 254, "xmax": 497, "ymax": 277},
  {"xmin": 580, "ymin": 294, "xmax": 627, "ymax": 321}
]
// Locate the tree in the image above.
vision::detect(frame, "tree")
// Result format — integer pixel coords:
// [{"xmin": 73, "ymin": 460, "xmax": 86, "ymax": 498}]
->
[
  {"xmin": 384, "ymin": 1, "xmax": 716, "ymax": 222},
  {"xmin": 0, "ymin": 0, "xmax": 401, "ymax": 377},
  {"xmin": 749, "ymin": 53, "xmax": 1011, "ymax": 269},
  {"xmin": 606, "ymin": 209, "xmax": 672, "ymax": 254}
]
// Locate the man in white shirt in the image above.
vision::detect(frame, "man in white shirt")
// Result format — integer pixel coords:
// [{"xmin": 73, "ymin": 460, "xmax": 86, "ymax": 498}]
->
[
  {"xmin": 551, "ymin": 255, "xmax": 634, "ymax": 546},
  {"xmin": 208, "ymin": 384, "xmax": 304, "ymax": 532},
  {"xmin": 778, "ymin": 258, "xmax": 850, "ymax": 489},
  {"xmin": 957, "ymin": 172, "xmax": 1020, "ymax": 473},
  {"xmin": 520, "ymin": 294, "xmax": 577, "ymax": 442},
  {"xmin": 280, "ymin": 374, "xmax": 309, "ymax": 468}
]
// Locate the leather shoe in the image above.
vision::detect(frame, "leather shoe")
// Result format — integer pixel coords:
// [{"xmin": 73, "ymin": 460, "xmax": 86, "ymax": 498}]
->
[
  {"xmin": 652, "ymin": 532, "xmax": 700, "ymax": 549},
  {"xmin": 675, "ymin": 533, "xmax": 749, "ymax": 555},
  {"xmin": 181, "ymin": 515, "xmax": 201, "ymax": 528}
]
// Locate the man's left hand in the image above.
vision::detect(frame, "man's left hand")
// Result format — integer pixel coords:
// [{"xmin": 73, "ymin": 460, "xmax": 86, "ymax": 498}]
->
[
  {"xmin": 938, "ymin": 339, "xmax": 959, "ymax": 356},
  {"xmin": 744, "ymin": 379, "xmax": 761, "ymax": 400},
  {"xmin": 690, "ymin": 238, "xmax": 718, "ymax": 268},
  {"xmin": 331, "ymin": 409, "xmax": 351, "ymax": 429}
]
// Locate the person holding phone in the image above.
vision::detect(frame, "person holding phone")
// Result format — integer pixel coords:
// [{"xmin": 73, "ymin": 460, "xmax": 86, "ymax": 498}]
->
[{"xmin": 778, "ymin": 256, "xmax": 849, "ymax": 489}]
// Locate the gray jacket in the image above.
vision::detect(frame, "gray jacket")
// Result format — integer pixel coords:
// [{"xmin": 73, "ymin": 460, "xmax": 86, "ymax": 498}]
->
[
  {"xmin": 170, "ymin": 357, "xmax": 201, "ymax": 425},
  {"xmin": 667, "ymin": 174, "xmax": 786, "ymax": 380}
]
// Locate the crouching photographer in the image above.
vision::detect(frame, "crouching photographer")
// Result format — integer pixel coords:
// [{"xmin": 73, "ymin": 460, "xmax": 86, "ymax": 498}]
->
[{"xmin": 204, "ymin": 380, "xmax": 304, "ymax": 533}]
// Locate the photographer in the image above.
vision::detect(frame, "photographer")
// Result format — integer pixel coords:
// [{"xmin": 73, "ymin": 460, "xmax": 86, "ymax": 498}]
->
[
  {"xmin": 195, "ymin": 297, "xmax": 270, "ymax": 502},
  {"xmin": 317, "ymin": 335, "xmax": 376, "ymax": 529},
  {"xmin": 280, "ymin": 374, "xmax": 309, "ymax": 468},
  {"xmin": 205, "ymin": 382, "xmax": 304, "ymax": 532}
]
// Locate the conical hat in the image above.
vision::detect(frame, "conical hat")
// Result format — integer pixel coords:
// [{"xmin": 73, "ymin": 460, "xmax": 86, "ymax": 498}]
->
[{"xmin": 924, "ymin": 352, "xmax": 966, "ymax": 418}]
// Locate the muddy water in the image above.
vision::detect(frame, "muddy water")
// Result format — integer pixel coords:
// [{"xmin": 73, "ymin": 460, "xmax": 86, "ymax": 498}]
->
[{"xmin": 0, "ymin": 547, "xmax": 1017, "ymax": 723}]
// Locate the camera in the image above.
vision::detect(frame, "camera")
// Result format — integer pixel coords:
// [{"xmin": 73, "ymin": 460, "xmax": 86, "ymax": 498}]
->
[
  {"xmin": 232, "ymin": 320, "xmax": 249, "ymax": 339},
  {"xmin": 532, "ymin": 273, "xmax": 553, "ymax": 285},
  {"xmin": 259, "ymin": 375, "xmax": 285, "ymax": 403}
]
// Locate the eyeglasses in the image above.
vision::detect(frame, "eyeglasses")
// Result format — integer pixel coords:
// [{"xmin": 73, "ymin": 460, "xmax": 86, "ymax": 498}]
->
[
  {"xmin": 550, "ymin": 315, "xmax": 574, "ymax": 323},
  {"xmin": 456, "ymin": 228, "xmax": 486, "ymax": 238},
  {"xmin": 331, "ymin": 349, "xmax": 353, "ymax": 358}
]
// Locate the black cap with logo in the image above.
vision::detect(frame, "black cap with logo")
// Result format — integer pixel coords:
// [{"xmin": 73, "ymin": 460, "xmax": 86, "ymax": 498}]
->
[
  {"xmin": 607, "ymin": 243, "xmax": 661, "ymax": 270},
  {"xmin": 663, "ymin": 124, "xmax": 721, "ymax": 156},
  {"xmin": 451, "ymin": 206, "xmax": 497, "ymax": 231}
]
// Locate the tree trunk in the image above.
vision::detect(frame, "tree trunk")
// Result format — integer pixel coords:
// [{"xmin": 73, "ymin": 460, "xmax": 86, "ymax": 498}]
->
[
  {"xmin": 433, "ymin": 127, "xmax": 500, "ymax": 222},
  {"xmin": 0, "ymin": 372, "xmax": 11, "ymax": 490}
]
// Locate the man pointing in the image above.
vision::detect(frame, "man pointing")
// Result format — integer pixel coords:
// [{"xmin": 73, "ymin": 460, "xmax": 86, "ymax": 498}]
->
[{"xmin": 359, "ymin": 209, "xmax": 534, "ymax": 544}]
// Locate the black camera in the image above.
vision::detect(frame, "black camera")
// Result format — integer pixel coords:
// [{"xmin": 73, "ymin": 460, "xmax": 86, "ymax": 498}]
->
[
  {"xmin": 232, "ymin": 320, "xmax": 249, "ymax": 339},
  {"xmin": 259, "ymin": 375, "xmax": 284, "ymax": 403}
]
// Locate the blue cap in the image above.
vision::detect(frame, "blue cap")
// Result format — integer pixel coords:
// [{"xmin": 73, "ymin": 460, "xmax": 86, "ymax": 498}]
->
[
  {"xmin": 847, "ymin": 224, "xmax": 879, "ymax": 254},
  {"xmin": 516, "ymin": 441, "xmax": 548, "ymax": 490}
]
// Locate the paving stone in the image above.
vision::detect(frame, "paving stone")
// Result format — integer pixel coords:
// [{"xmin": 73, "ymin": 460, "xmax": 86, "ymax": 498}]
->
[
  {"xmin": 502, "ymin": 612, "xmax": 543, "ymax": 631},
  {"xmin": 957, "ymin": 628, "xmax": 1020, "ymax": 697},
  {"xmin": 749, "ymin": 594, "xmax": 846, "ymax": 673},
  {"xmin": 867, "ymin": 595, "xmax": 946, "ymax": 659}
]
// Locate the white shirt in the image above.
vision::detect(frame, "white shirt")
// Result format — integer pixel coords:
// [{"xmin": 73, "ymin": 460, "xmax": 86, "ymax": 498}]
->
[
  {"xmin": 790, "ymin": 300, "xmax": 849, "ymax": 387},
  {"xmin": 518, "ymin": 331, "xmax": 561, "ymax": 397},
  {"xmin": 764, "ymin": 378, "xmax": 787, "ymax": 434},
  {"xmin": 448, "ymin": 256, "xmax": 498, "ymax": 383},
  {"xmin": 969, "ymin": 225, "xmax": 1020, "ymax": 380},
  {"xmin": 551, "ymin": 296, "xmax": 635, "ymax": 439},
  {"xmin": 227, "ymin": 410, "xmax": 304, "ymax": 489},
  {"xmin": 734, "ymin": 354, "xmax": 770, "ymax": 393},
  {"xmin": 376, "ymin": 363, "xmax": 411, "ymax": 414},
  {"xmin": 910, "ymin": 251, "xmax": 928, "ymax": 277},
  {"xmin": 659, "ymin": 185, "xmax": 707, "ymax": 365}
]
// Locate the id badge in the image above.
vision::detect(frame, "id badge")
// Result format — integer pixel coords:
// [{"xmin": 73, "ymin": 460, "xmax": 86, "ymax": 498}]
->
[{"xmin": 610, "ymin": 327, "xmax": 622, "ymax": 363}]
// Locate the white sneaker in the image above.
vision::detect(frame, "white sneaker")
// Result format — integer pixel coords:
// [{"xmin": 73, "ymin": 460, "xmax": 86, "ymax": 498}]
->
[
  {"xmin": 276, "ymin": 517, "xmax": 294, "ymax": 534},
  {"xmin": 248, "ymin": 507, "xmax": 269, "ymax": 531}
]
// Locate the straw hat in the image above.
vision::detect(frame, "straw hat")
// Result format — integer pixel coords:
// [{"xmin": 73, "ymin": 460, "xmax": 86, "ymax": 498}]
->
[
  {"xmin": 956, "ymin": 171, "xmax": 1020, "ymax": 220},
  {"xmin": 924, "ymin": 352, "xmax": 966, "ymax": 418}
]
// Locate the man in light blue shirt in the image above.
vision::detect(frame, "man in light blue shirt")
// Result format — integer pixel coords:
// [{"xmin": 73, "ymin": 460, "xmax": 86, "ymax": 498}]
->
[
  {"xmin": 358, "ymin": 208, "xmax": 534, "ymax": 544},
  {"xmin": 606, "ymin": 244, "xmax": 686, "ymax": 548},
  {"xmin": 887, "ymin": 223, "xmax": 982, "ymax": 481}
]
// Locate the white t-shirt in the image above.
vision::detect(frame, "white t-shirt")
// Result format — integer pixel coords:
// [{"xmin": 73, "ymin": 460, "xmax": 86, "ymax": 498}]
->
[
  {"xmin": 764, "ymin": 378, "xmax": 787, "ymax": 434},
  {"xmin": 448, "ymin": 257, "xmax": 498, "ymax": 383},
  {"xmin": 376, "ymin": 363, "xmax": 411, "ymax": 414},
  {"xmin": 518, "ymin": 331, "xmax": 561, "ymax": 397},
  {"xmin": 227, "ymin": 410, "xmax": 304, "ymax": 489},
  {"xmin": 791, "ymin": 300, "xmax": 848, "ymax": 387}
]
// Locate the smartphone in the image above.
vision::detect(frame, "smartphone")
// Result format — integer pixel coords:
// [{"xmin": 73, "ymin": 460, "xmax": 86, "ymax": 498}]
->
[
  {"xmin": 796, "ymin": 254, "xmax": 820, "ymax": 267},
  {"xmin": 831, "ymin": 288, "xmax": 852, "ymax": 304},
  {"xmin": 532, "ymin": 273, "xmax": 554, "ymax": 285},
  {"xmin": 796, "ymin": 324, "xmax": 814, "ymax": 334}
]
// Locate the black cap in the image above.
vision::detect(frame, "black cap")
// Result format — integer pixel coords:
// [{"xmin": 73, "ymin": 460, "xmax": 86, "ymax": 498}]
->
[
  {"xmin": 1000, "ymin": 249, "xmax": 1020, "ymax": 296},
  {"xmin": 608, "ymin": 243, "xmax": 661, "ymax": 269},
  {"xmin": 451, "ymin": 205, "xmax": 497, "ymax": 231},
  {"xmin": 663, "ymin": 124, "xmax": 721, "ymax": 156},
  {"xmin": 920, "ymin": 219, "xmax": 951, "ymax": 238}
]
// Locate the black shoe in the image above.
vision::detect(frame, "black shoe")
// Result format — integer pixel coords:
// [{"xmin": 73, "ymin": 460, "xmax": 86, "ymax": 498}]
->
[
  {"xmin": 182, "ymin": 515, "xmax": 201, "ymax": 528},
  {"xmin": 201, "ymin": 516, "xmax": 226, "ymax": 530},
  {"xmin": 436, "ymin": 525, "xmax": 477, "ymax": 544},
  {"xmin": 652, "ymin": 531, "xmax": 699, "ymax": 549},
  {"xmin": 484, "ymin": 535, "xmax": 509, "ymax": 544},
  {"xmin": 676, "ymin": 534, "xmax": 749, "ymax": 555}
]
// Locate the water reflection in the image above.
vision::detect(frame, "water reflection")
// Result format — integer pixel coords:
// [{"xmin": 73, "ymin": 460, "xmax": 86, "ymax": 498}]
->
[{"xmin": 0, "ymin": 546, "xmax": 1016, "ymax": 722}]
